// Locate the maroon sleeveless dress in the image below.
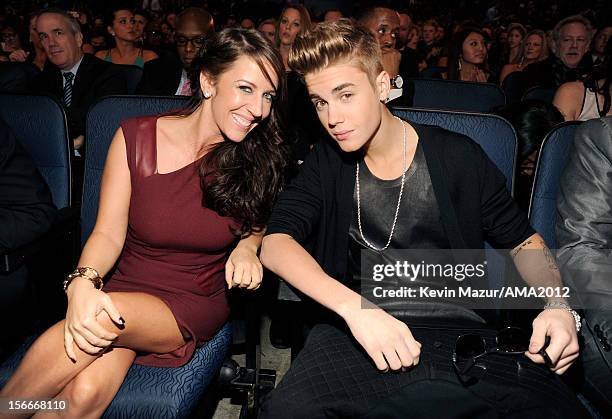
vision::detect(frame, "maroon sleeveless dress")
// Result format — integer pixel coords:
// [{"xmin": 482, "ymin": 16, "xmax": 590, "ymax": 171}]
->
[{"xmin": 102, "ymin": 115, "xmax": 235, "ymax": 367}]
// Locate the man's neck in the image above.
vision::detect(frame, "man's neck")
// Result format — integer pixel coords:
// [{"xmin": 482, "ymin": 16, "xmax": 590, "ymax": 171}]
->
[
  {"xmin": 363, "ymin": 109, "xmax": 416, "ymax": 177},
  {"xmin": 555, "ymin": 55, "xmax": 578, "ymax": 70},
  {"xmin": 61, "ymin": 53, "xmax": 84, "ymax": 74}
]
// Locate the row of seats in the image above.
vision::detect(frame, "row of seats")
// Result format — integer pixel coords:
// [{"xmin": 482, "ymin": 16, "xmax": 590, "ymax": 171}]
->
[
  {"xmin": 107, "ymin": 64, "xmax": 556, "ymax": 114},
  {"xmin": 0, "ymin": 93, "xmax": 579, "ymax": 418},
  {"xmin": 409, "ymin": 76, "xmax": 555, "ymax": 113}
]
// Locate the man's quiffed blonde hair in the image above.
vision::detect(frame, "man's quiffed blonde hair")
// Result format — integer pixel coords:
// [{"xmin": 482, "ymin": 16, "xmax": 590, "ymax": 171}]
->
[{"xmin": 288, "ymin": 19, "xmax": 383, "ymax": 85}]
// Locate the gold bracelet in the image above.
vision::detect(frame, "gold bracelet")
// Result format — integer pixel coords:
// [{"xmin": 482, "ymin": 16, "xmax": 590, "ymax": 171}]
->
[{"xmin": 63, "ymin": 267, "xmax": 103, "ymax": 293}]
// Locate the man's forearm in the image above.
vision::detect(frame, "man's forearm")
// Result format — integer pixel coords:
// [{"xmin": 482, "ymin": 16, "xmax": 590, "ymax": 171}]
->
[
  {"xmin": 511, "ymin": 233, "xmax": 566, "ymax": 304},
  {"xmin": 260, "ymin": 233, "xmax": 364, "ymax": 319}
]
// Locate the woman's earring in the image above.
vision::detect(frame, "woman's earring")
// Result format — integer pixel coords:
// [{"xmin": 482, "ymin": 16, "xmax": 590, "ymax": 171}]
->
[
  {"xmin": 204, "ymin": 91, "xmax": 211, "ymax": 99},
  {"xmin": 458, "ymin": 56, "xmax": 462, "ymax": 71},
  {"xmin": 111, "ymin": 31, "xmax": 116, "ymax": 36}
]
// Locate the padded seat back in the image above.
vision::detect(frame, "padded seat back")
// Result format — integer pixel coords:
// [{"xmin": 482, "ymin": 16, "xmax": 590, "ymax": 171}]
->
[
  {"xmin": 393, "ymin": 108, "xmax": 518, "ymax": 291},
  {"xmin": 409, "ymin": 79, "xmax": 506, "ymax": 112},
  {"xmin": 83, "ymin": 95, "xmax": 189, "ymax": 244},
  {"xmin": 528, "ymin": 122, "xmax": 581, "ymax": 248},
  {"xmin": 0, "ymin": 93, "xmax": 71, "ymax": 209},
  {"xmin": 393, "ymin": 107, "xmax": 517, "ymax": 191}
]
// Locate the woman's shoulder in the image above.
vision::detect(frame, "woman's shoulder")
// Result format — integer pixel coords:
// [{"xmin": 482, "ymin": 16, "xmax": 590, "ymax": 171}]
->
[
  {"xmin": 119, "ymin": 114, "xmax": 159, "ymax": 141},
  {"xmin": 94, "ymin": 49, "xmax": 110, "ymax": 59},
  {"xmin": 142, "ymin": 49, "xmax": 159, "ymax": 62},
  {"xmin": 553, "ymin": 81, "xmax": 585, "ymax": 120},
  {"xmin": 558, "ymin": 80, "xmax": 584, "ymax": 92}
]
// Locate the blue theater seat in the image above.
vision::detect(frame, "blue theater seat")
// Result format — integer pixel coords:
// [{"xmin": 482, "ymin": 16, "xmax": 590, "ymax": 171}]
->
[
  {"xmin": 528, "ymin": 122, "xmax": 581, "ymax": 248},
  {"xmin": 0, "ymin": 324, "xmax": 232, "ymax": 419},
  {"xmin": 0, "ymin": 93, "xmax": 71, "ymax": 210},
  {"xmin": 0, "ymin": 94, "xmax": 75, "ymax": 343},
  {"xmin": 392, "ymin": 107, "xmax": 517, "ymax": 293},
  {"xmin": 1, "ymin": 95, "xmax": 231, "ymax": 419},
  {"xmin": 408, "ymin": 78, "xmax": 506, "ymax": 112}
]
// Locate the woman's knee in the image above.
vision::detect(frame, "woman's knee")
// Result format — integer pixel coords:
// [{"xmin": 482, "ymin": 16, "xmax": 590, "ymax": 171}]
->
[
  {"xmin": 64, "ymin": 375, "xmax": 108, "ymax": 414},
  {"xmin": 99, "ymin": 292, "xmax": 185, "ymax": 353}
]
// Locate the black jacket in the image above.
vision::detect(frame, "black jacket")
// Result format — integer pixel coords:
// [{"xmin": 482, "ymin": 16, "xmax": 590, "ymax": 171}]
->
[
  {"xmin": 522, "ymin": 56, "xmax": 592, "ymax": 91},
  {"xmin": 29, "ymin": 54, "xmax": 127, "ymax": 140},
  {"xmin": 0, "ymin": 62, "xmax": 40, "ymax": 93},
  {"xmin": 136, "ymin": 56, "xmax": 183, "ymax": 96},
  {"xmin": 0, "ymin": 118, "xmax": 57, "ymax": 251},
  {"xmin": 266, "ymin": 122, "xmax": 534, "ymax": 281}
]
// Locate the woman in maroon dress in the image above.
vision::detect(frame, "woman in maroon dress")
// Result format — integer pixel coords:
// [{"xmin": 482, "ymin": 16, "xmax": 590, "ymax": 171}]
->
[{"xmin": 0, "ymin": 28, "xmax": 289, "ymax": 417}]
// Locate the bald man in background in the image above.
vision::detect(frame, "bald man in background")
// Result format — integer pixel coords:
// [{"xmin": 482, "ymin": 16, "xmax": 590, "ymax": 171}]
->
[
  {"xmin": 136, "ymin": 7, "xmax": 214, "ymax": 96},
  {"xmin": 397, "ymin": 12, "xmax": 413, "ymax": 51}
]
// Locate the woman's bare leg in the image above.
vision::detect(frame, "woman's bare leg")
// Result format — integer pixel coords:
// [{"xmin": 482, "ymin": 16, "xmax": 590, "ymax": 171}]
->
[
  {"xmin": 32, "ymin": 347, "xmax": 136, "ymax": 419},
  {"xmin": 0, "ymin": 292, "xmax": 186, "ymax": 418}
]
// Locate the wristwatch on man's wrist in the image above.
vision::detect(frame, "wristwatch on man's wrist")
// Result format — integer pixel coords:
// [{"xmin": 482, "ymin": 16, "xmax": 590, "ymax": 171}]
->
[
  {"xmin": 390, "ymin": 75, "xmax": 403, "ymax": 89},
  {"xmin": 543, "ymin": 301, "xmax": 582, "ymax": 332}
]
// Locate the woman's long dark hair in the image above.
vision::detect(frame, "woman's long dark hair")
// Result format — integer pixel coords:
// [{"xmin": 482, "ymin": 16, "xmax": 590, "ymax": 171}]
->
[
  {"xmin": 183, "ymin": 28, "xmax": 289, "ymax": 237},
  {"xmin": 584, "ymin": 38, "xmax": 611, "ymax": 117},
  {"xmin": 447, "ymin": 26, "xmax": 489, "ymax": 81}
]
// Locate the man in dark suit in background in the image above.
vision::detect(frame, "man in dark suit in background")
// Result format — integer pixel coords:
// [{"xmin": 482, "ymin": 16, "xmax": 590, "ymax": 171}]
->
[
  {"xmin": 30, "ymin": 8, "xmax": 126, "ymax": 153},
  {"xmin": 137, "ymin": 7, "xmax": 214, "ymax": 96}
]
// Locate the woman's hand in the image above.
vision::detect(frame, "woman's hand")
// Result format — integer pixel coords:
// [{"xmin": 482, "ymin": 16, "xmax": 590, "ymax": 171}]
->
[
  {"xmin": 64, "ymin": 277, "xmax": 123, "ymax": 362},
  {"xmin": 342, "ymin": 305, "xmax": 421, "ymax": 371},
  {"xmin": 8, "ymin": 49, "xmax": 28, "ymax": 62},
  {"xmin": 225, "ymin": 243, "xmax": 263, "ymax": 290},
  {"xmin": 474, "ymin": 68, "xmax": 488, "ymax": 83}
]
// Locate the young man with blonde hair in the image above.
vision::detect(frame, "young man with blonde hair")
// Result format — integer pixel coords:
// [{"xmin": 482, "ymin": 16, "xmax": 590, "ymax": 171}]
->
[{"xmin": 259, "ymin": 20, "xmax": 586, "ymax": 418}]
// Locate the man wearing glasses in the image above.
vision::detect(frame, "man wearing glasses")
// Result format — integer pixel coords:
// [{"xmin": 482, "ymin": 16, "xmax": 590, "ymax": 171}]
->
[{"xmin": 137, "ymin": 7, "xmax": 213, "ymax": 96}]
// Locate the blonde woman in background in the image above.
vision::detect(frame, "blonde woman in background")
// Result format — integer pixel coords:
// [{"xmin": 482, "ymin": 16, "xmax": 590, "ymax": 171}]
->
[{"xmin": 500, "ymin": 29, "xmax": 548, "ymax": 85}]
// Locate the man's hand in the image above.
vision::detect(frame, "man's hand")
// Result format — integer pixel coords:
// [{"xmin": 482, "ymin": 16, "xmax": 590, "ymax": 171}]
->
[
  {"xmin": 381, "ymin": 48, "xmax": 401, "ymax": 78},
  {"xmin": 73, "ymin": 135, "xmax": 85, "ymax": 150},
  {"xmin": 342, "ymin": 305, "xmax": 421, "ymax": 371},
  {"xmin": 526, "ymin": 308, "xmax": 579, "ymax": 374},
  {"xmin": 426, "ymin": 46, "xmax": 441, "ymax": 60}
]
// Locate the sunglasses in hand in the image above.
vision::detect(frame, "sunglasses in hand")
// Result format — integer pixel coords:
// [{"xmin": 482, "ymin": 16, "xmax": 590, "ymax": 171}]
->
[{"xmin": 452, "ymin": 327, "xmax": 552, "ymax": 384}]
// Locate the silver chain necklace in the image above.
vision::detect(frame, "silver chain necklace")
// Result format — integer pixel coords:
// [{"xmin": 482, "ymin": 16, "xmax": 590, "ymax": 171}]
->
[{"xmin": 356, "ymin": 117, "xmax": 407, "ymax": 252}]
